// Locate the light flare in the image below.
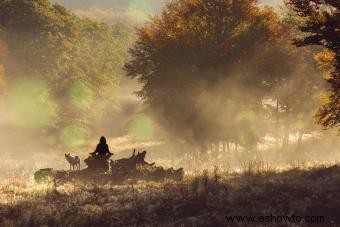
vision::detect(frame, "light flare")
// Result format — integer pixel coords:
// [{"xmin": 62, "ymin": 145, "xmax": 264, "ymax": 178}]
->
[
  {"xmin": 128, "ymin": 114, "xmax": 154, "ymax": 141},
  {"xmin": 59, "ymin": 124, "xmax": 87, "ymax": 148},
  {"xmin": 70, "ymin": 81, "xmax": 94, "ymax": 111},
  {"xmin": 4, "ymin": 79, "xmax": 58, "ymax": 129}
]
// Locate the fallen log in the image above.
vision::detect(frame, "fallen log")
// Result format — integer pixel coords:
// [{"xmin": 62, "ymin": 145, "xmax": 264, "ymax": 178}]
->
[{"xmin": 34, "ymin": 149, "xmax": 184, "ymax": 184}]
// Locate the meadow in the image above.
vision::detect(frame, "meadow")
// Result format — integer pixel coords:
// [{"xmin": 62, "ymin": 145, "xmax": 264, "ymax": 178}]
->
[{"xmin": 0, "ymin": 161, "xmax": 339, "ymax": 226}]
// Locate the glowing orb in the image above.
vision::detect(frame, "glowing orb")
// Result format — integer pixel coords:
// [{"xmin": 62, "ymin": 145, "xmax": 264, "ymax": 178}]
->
[
  {"xmin": 70, "ymin": 81, "xmax": 94, "ymax": 111},
  {"xmin": 59, "ymin": 125, "xmax": 87, "ymax": 148},
  {"xmin": 5, "ymin": 79, "xmax": 58, "ymax": 129},
  {"xmin": 128, "ymin": 114, "xmax": 154, "ymax": 140}
]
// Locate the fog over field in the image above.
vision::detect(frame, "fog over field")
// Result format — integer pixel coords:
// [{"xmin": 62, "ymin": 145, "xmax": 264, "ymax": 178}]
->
[{"xmin": 0, "ymin": 0, "xmax": 339, "ymax": 226}]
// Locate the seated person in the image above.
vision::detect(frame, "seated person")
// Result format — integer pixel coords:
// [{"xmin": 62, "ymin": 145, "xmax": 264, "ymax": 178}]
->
[{"xmin": 90, "ymin": 136, "xmax": 113, "ymax": 157}]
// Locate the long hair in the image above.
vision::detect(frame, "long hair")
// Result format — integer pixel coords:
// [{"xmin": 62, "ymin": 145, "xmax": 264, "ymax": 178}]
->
[{"xmin": 99, "ymin": 136, "xmax": 106, "ymax": 145}]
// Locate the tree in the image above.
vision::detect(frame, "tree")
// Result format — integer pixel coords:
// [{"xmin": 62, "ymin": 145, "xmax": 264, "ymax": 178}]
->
[
  {"xmin": 0, "ymin": 0, "xmax": 130, "ymax": 143},
  {"xmin": 125, "ymin": 0, "xmax": 295, "ymax": 152},
  {"xmin": 286, "ymin": 0, "xmax": 340, "ymax": 129}
]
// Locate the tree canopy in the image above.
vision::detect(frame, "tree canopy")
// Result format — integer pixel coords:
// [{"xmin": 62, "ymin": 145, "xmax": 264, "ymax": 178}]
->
[
  {"xmin": 287, "ymin": 0, "xmax": 339, "ymax": 129},
  {"xmin": 125, "ymin": 0, "xmax": 323, "ymax": 151},
  {"xmin": 0, "ymin": 0, "xmax": 131, "ymax": 146}
]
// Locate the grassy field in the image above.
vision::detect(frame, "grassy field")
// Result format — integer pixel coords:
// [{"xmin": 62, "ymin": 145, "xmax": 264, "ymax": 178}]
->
[{"xmin": 0, "ymin": 164, "xmax": 339, "ymax": 226}]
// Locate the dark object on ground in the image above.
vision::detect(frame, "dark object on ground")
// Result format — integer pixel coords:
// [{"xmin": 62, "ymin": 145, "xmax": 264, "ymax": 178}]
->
[
  {"xmin": 34, "ymin": 168, "xmax": 54, "ymax": 183},
  {"xmin": 84, "ymin": 153, "xmax": 112, "ymax": 172},
  {"xmin": 307, "ymin": 165, "xmax": 339, "ymax": 179},
  {"xmin": 34, "ymin": 150, "xmax": 184, "ymax": 184},
  {"xmin": 110, "ymin": 150, "xmax": 184, "ymax": 182}
]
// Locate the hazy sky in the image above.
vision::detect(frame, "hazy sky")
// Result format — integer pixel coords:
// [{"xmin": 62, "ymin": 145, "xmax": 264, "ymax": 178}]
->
[
  {"xmin": 53, "ymin": 0, "xmax": 283, "ymax": 23},
  {"xmin": 54, "ymin": 0, "xmax": 282, "ymax": 10},
  {"xmin": 54, "ymin": 0, "xmax": 164, "ymax": 10}
]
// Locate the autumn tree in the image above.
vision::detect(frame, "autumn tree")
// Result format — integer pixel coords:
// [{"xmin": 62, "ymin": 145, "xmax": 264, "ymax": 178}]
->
[
  {"xmin": 125, "ymin": 0, "xmax": 295, "ymax": 153},
  {"xmin": 286, "ymin": 0, "xmax": 340, "ymax": 129}
]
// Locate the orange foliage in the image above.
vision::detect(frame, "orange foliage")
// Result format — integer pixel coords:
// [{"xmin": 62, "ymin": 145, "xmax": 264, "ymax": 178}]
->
[{"xmin": 314, "ymin": 50, "xmax": 336, "ymax": 72}]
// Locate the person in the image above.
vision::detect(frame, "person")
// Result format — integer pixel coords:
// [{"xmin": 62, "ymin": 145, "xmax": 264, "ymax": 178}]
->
[{"xmin": 90, "ymin": 136, "xmax": 113, "ymax": 156}]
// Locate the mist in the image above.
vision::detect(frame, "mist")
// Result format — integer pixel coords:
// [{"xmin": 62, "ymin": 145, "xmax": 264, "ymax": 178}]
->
[
  {"xmin": 0, "ymin": 0, "xmax": 338, "ymax": 183},
  {"xmin": 0, "ymin": 1, "xmax": 339, "ymax": 226}
]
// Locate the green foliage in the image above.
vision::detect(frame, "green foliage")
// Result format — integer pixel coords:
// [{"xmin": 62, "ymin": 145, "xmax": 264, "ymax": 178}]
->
[
  {"xmin": 0, "ymin": 0, "xmax": 131, "ymax": 143},
  {"xmin": 70, "ymin": 81, "xmax": 95, "ymax": 111},
  {"xmin": 59, "ymin": 124, "xmax": 87, "ymax": 147},
  {"xmin": 128, "ymin": 113, "xmax": 154, "ymax": 140},
  {"xmin": 5, "ymin": 79, "xmax": 59, "ymax": 129}
]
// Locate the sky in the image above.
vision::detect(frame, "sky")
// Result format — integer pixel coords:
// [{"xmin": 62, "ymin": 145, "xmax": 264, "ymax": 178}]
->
[
  {"xmin": 53, "ymin": 0, "xmax": 283, "ymax": 23},
  {"xmin": 54, "ymin": 0, "xmax": 281, "ymax": 9}
]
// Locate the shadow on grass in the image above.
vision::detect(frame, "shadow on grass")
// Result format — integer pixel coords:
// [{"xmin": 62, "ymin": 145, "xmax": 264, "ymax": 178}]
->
[{"xmin": 1, "ymin": 165, "xmax": 340, "ymax": 226}]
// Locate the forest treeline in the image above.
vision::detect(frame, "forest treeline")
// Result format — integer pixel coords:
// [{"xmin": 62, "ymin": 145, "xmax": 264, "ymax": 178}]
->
[
  {"xmin": 0, "ymin": 0, "xmax": 132, "ymax": 147},
  {"xmin": 125, "ymin": 0, "xmax": 339, "ymax": 153},
  {"xmin": 0, "ymin": 0, "xmax": 338, "ymax": 153}
]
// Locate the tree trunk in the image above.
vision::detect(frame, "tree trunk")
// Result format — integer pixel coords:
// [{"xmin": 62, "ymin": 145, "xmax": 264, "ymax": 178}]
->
[
  {"xmin": 234, "ymin": 143, "xmax": 238, "ymax": 152},
  {"xmin": 222, "ymin": 142, "xmax": 226, "ymax": 153},
  {"xmin": 282, "ymin": 83, "xmax": 290, "ymax": 151},
  {"xmin": 227, "ymin": 141, "xmax": 230, "ymax": 152},
  {"xmin": 215, "ymin": 142, "xmax": 219, "ymax": 153},
  {"xmin": 200, "ymin": 142, "xmax": 207, "ymax": 153},
  {"xmin": 296, "ymin": 131, "xmax": 303, "ymax": 151},
  {"xmin": 281, "ymin": 132, "xmax": 290, "ymax": 151}
]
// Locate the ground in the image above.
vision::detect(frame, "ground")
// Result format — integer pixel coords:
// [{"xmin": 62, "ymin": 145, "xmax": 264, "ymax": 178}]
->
[{"xmin": 0, "ymin": 164, "xmax": 339, "ymax": 226}]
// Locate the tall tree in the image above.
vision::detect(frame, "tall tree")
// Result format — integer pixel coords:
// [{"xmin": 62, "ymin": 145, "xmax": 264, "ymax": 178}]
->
[
  {"xmin": 0, "ymin": 0, "xmax": 130, "ymax": 142},
  {"xmin": 287, "ymin": 0, "xmax": 340, "ymax": 129},
  {"xmin": 125, "ymin": 0, "xmax": 294, "ymax": 152}
]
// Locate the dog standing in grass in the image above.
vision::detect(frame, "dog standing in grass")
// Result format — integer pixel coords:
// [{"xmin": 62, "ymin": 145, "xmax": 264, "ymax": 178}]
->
[{"xmin": 65, "ymin": 153, "xmax": 80, "ymax": 170}]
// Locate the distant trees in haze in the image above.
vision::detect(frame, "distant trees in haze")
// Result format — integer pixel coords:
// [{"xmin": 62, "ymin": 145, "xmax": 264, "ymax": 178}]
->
[
  {"xmin": 0, "ymin": 0, "xmax": 333, "ymax": 153},
  {"xmin": 0, "ymin": 0, "xmax": 132, "ymax": 145},
  {"xmin": 125, "ymin": 0, "xmax": 326, "ymax": 153}
]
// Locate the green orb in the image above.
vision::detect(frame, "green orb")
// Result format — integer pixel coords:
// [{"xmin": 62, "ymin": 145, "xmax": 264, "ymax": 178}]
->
[
  {"xmin": 128, "ymin": 114, "xmax": 154, "ymax": 140},
  {"xmin": 59, "ymin": 125, "xmax": 87, "ymax": 148}
]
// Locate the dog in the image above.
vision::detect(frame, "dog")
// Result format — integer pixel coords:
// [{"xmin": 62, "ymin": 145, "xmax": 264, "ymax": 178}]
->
[{"xmin": 65, "ymin": 153, "xmax": 80, "ymax": 171}]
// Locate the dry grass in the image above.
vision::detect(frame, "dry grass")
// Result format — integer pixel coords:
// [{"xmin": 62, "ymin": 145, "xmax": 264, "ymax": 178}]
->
[{"xmin": 0, "ymin": 164, "xmax": 340, "ymax": 226}]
